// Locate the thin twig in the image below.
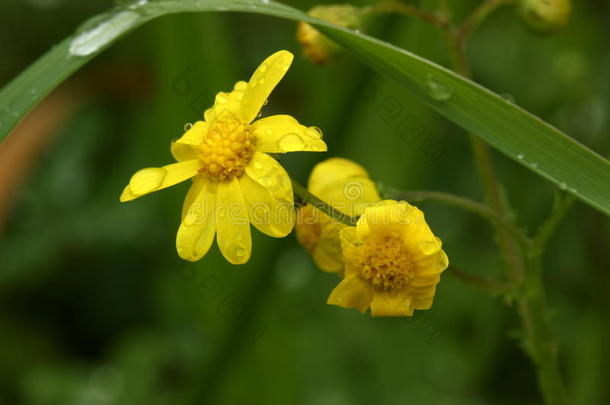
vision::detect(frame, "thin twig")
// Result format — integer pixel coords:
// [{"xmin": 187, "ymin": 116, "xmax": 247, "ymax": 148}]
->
[
  {"xmin": 448, "ymin": 266, "xmax": 511, "ymax": 293},
  {"xmin": 362, "ymin": 1, "xmax": 451, "ymax": 32}
]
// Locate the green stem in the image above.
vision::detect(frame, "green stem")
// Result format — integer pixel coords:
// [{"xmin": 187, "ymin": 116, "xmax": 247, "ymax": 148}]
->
[
  {"xmin": 532, "ymin": 193, "xmax": 576, "ymax": 257},
  {"xmin": 516, "ymin": 255, "xmax": 567, "ymax": 405},
  {"xmin": 291, "ymin": 178, "xmax": 358, "ymax": 227},
  {"xmin": 456, "ymin": 0, "xmax": 516, "ymax": 45},
  {"xmin": 448, "ymin": 266, "xmax": 511, "ymax": 294},
  {"xmin": 362, "ymin": 1, "xmax": 451, "ymax": 32}
]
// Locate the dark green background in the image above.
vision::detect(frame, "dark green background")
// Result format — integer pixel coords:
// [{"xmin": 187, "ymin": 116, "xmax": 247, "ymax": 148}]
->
[{"xmin": 1, "ymin": 0, "xmax": 608, "ymax": 403}]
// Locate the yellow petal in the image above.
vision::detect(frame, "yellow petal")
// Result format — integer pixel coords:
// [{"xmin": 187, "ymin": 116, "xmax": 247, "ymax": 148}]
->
[
  {"xmin": 339, "ymin": 226, "xmax": 360, "ymax": 264},
  {"xmin": 327, "ymin": 275, "xmax": 373, "ymax": 313},
  {"xmin": 244, "ymin": 152, "xmax": 294, "ymax": 203},
  {"xmin": 241, "ymin": 50, "xmax": 294, "ymax": 124},
  {"xmin": 203, "ymin": 81, "xmax": 249, "ymax": 124},
  {"xmin": 370, "ymin": 292, "xmax": 414, "ymax": 317},
  {"xmin": 239, "ymin": 174, "xmax": 295, "ymax": 238},
  {"xmin": 308, "ymin": 158, "xmax": 371, "ymax": 196},
  {"xmin": 312, "ymin": 224, "xmax": 344, "ymax": 272},
  {"xmin": 171, "ymin": 121, "xmax": 207, "ymax": 162},
  {"xmin": 251, "ymin": 115, "xmax": 326, "ymax": 153},
  {"xmin": 216, "ymin": 177, "xmax": 252, "ymax": 264},
  {"xmin": 176, "ymin": 180, "xmax": 217, "ymax": 262},
  {"xmin": 120, "ymin": 160, "xmax": 200, "ymax": 202}
]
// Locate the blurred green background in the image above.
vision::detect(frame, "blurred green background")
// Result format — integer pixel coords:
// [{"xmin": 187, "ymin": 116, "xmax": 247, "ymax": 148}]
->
[{"xmin": 1, "ymin": 0, "xmax": 609, "ymax": 404}]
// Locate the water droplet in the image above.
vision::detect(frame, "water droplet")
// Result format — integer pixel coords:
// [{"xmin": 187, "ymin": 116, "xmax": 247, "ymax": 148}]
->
[
  {"xmin": 128, "ymin": 0, "xmax": 148, "ymax": 9},
  {"xmin": 305, "ymin": 126, "xmax": 322, "ymax": 138},
  {"xmin": 253, "ymin": 161, "xmax": 263, "ymax": 169},
  {"xmin": 418, "ymin": 240, "xmax": 439, "ymax": 255},
  {"xmin": 530, "ymin": 162, "xmax": 539, "ymax": 169},
  {"xmin": 278, "ymin": 133, "xmax": 305, "ymax": 152},
  {"xmin": 69, "ymin": 11, "xmax": 140, "ymax": 57},
  {"xmin": 517, "ymin": 153, "xmax": 524, "ymax": 159},
  {"xmin": 425, "ymin": 75, "xmax": 452, "ymax": 101},
  {"xmin": 261, "ymin": 0, "xmax": 269, "ymax": 4},
  {"xmin": 234, "ymin": 81, "xmax": 247, "ymax": 91},
  {"xmin": 259, "ymin": 64, "xmax": 268, "ymax": 73},
  {"xmin": 258, "ymin": 78, "xmax": 266, "ymax": 85},
  {"xmin": 235, "ymin": 246, "xmax": 246, "ymax": 257},
  {"xmin": 215, "ymin": 93, "xmax": 228, "ymax": 104},
  {"xmin": 500, "ymin": 93, "xmax": 516, "ymax": 103},
  {"xmin": 559, "ymin": 182, "xmax": 567, "ymax": 190},
  {"xmin": 184, "ymin": 122, "xmax": 193, "ymax": 131},
  {"xmin": 261, "ymin": 176, "xmax": 271, "ymax": 187}
]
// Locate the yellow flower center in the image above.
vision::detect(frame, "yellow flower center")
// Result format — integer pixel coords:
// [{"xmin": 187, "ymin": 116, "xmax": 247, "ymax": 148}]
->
[
  {"xmin": 198, "ymin": 118, "xmax": 256, "ymax": 182},
  {"xmin": 357, "ymin": 233, "xmax": 414, "ymax": 291}
]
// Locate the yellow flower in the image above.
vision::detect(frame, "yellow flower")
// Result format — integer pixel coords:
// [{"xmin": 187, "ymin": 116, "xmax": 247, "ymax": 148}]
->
[
  {"xmin": 327, "ymin": 200, "xmax": 448, "ymax": 317},
  {"xmin": 120, "ymin": 50, "xmax": 327, "ymax": 264},
  {"xmin": 518, "ymin": 0, "xmax": 571, "ymax": 33},
  {"xmin": 296, "ymin": 158, "xmax": 380, "ymax": 273}
]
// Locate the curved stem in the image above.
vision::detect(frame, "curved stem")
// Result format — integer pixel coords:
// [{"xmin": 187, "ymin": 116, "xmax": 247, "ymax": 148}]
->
[
  {"xmin": 532, "ymin": 193, "xmax": 576, "ymax": 257},
  {"xmin": 456, "ymin": 0, "xmax": 516, "ymax": 45},
  {"xmin": 448, "ymin": 266, "xmax": 511, "ymax": 294},
  {"xmin": 362, "ymin": 1, "xmax": 451, "ymax": 32},
  {"xmin": 291, "ymin": 178, "xmax": 359, "ymax": 227}
]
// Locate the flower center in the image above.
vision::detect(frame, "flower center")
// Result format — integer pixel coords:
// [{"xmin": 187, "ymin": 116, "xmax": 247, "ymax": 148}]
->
[
  {"xmin": 198, "ymin": 119, "xmax": 256, "ymax": 182},
  {"xmin": 357, "ymin": 233, "xmax": 414, "ymax": 291}
]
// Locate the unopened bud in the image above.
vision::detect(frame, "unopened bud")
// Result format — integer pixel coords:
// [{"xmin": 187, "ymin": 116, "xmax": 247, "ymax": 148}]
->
[
  {"xmin": 518, "ymin": 0, "xmax": 571, "ymax": 34},
  {"xmin": 296, "ymin": 4, "xmax": 363, "ymax": 65}
]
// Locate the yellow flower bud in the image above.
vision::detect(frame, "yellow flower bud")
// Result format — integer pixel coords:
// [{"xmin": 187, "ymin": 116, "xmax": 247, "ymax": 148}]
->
[
  {"xmin": 295, "ymin": 158, "xmax": 380, "ymax": 273},
  {"xmin": 518, "ymin": 0, "xmax": 571, "ymax": 34},
  {"xmin": 296, "ymin": 5, "xmax": 363, "ymax": 65}
]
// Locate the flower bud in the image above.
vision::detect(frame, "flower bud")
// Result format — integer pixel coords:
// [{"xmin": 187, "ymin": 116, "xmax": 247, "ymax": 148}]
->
[
  {"xmin": 296, "ymin": 4, "xmax": 363, "ymax": 65},
  {"xmin": 518, "ymin": 0, "xmax": 571, "ymax": 34}
]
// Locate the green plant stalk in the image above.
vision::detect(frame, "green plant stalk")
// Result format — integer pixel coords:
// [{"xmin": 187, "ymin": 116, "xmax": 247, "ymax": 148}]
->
[
  {"xmin": 515, "ymin": 255, "xmax": 567, "ymax": 404},
  {"xmin": 446, "ymin": 2, "xmax": 566, "ymax": 403},
  {"xmin": 291, "ymin": 179, "xmax": 359, "ymax": 227}
]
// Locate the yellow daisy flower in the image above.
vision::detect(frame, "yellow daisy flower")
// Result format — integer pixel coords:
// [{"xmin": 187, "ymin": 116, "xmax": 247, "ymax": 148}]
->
[
  {"xmin": 120, "ymin": 50, "xmax": 327, "ymax": 264},
  {"xmin": 296, "ymin": 158, "xmax": 380, "ymax": 273},
  {"xmin": 327, "ymin": 200, "xmax": 448, "ymax": 317}
]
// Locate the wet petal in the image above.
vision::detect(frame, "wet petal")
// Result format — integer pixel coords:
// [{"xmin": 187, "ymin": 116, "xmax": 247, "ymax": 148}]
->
[
  {"xmin": 252, "ymin": 115, "xmax": 326, "ymax": 153},
  {"xmin": 239, "ymin": 174, "xmax": 294, "ymax": 238},
  {"xmin": 308, "ymin": 157, "xmax": 371, "ymax": 196},
  {"xmin": 176, "ymin": 180, "xmax": 217, "ymax": 262},
  {"xmin": 216, "ymin": 177, "xmax": 252, "ymax": 264},
  {"xmin": 244, "ymin": 152, "xmax": 294, "ymax": 203},
  {"xmin": 241, "ymin": 50, "xmax": 294, "ymax": 123},
  {"xmin": 171, "ymin": 121, "xmax": 207, "ymax": 161},
  {"xmin": 120, "ymin": 160, "xmax": 200, "ymax": 202},
  {"xmin": 327, "ymin": 275, "xmax": 373, "ymax": 313},
  {"xmin": 370, "ymin": 292, "xmax": 414, "ymax": 317},
  {"xmin": 203, "ymin": 81, "xmax": 249, "ymax": 124}
]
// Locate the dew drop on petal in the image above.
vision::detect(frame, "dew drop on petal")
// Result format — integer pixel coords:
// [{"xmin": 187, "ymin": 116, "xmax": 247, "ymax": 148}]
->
[
  {"xmin": 278, "ymin": 133, "xmax": 305, "ymax": 152},
  {"xmin": 261, "ymin": 176, "xmax": 271, "ymax": 187},
  {"xmin": 305, "ymin": 126, "xmax": 323, "ymax": 138},
  {"xmin": 418, "ymin": 240, "xmax": 439, "ymax": 255},
  {"xmin": 259, "ymin": 64, "xmax": 268, "ymax": 73},
  {"xmin": 184, "ymin": 123, "xmax": 193, "ymax": 131},
  {"xmin": 234, "ymin": 81, "xmax": 247, "ymax": 91}
]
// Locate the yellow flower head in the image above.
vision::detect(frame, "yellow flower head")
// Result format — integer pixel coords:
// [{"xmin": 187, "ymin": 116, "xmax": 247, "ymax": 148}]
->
[
  {"xmin": 327, "ymin": 200, "xmax": 448, "ymax": 317},
  {"xmin": 296, "ymin": 5, "xmax": 363, "ymax": 65},
  {"xmin": 120, "ymin": 50, "xmax": 327, "ymax": 264},
  {"xmin": 296, "ymin": 158, "xmax": 380, "ymax": 273},
  {"xmin": 518, "ymin": 0, "xmax": 571, "ymax": 33}
]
